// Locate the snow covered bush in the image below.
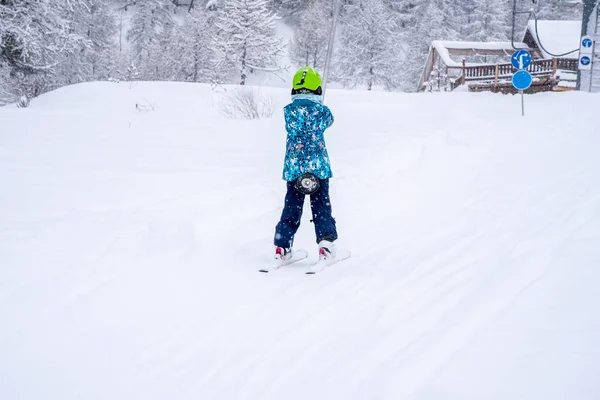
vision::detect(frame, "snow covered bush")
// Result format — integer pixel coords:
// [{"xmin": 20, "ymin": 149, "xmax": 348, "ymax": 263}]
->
[
  {"xmin": 219, "ymin": 87, "xmax": 275, "ymax": 120},
  {"xmin": 16, "ymin": 95, "xmax": 30, "ymax": 108},
  {"xmin": 425, "ymin": 65, "xmax": 451, "ymax": 92}
]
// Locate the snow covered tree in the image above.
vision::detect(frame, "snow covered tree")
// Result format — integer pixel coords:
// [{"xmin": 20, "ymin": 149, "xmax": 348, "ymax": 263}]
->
[
  {"xmin": 382, "ymin": 0, "xmax": 418, "ymax": 27},
  {"xmin": 290, "ymin": 0, "xmax": 330, "ymax": 70},
  {"xmin": 127, "ymin": 0, "xmax": 174, "ymax": 79},
  {"xmin": 0, "ymin": 0, "xmax": 567, "ymax": 100},
  {"xmin": 398, "ymin": 0, "xmax": 461, "ymax": 91},
  {"xmin": 171, "ymin": 7, "xmax": 216, "ymax": 82},
  {"xmin": 335, "ymin": 0, "xmax": 405, "ymax": 90},
  {"xmin": 211, "ymin": 0, "xmax": 286, "ymax": 85},
  {"xmin": 151, "ymin": 19, "xmax": 178, "ymax": 80},
  {"xmin": 537, "ymin": 0, "xmax": 583, "ymax": 20},
  {"xmin": 54, "ymin": 0, "xmax": 118, "ymax": 86},
  {"xmin": 0, "ymin": 0, "xmax": 90, "ymax": 99},
  {"xmin": 0, "ymin": 61, "xmax": 14, "ymax": 105},
  {"xmin": 86, "ymin": 1, "xmax": 119, "ymax": 80},
  {"xmin": 204, "ymin": 0, "xmax": 223, "ymax": 10},
  {"xmin": 461, "ymin": 0, "xmax": 510, "ymax": 42},
  {"xmin": 270, "ymin": 0, "xmax": 310, "ymax": 20}
]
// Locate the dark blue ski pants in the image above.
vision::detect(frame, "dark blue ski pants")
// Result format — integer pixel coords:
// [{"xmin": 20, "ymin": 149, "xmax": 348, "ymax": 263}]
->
[{"xmin": 274, "ymin": 178, "xmax": 338, "ymax": 248}]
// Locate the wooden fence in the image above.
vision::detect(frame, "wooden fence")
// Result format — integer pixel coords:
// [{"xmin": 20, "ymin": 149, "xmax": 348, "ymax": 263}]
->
[{"xmin": 450, "ymin": 58, "xmax": 579, "ymax": 91}]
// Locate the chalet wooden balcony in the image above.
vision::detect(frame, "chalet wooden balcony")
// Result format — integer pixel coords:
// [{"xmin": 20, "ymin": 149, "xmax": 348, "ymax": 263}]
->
[{"xmin": 450, "ymin": 58, "xmax": 579, "ymax": 92}]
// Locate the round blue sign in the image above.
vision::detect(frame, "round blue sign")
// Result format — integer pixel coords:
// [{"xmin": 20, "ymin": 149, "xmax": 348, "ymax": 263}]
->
[
  {"xmin": 511, "ymin": 50, "xmax": 532, "ymax": 70},
  {"xmin": 582, "ymin": 38, "xmax": 593, "ymax": 48},
  {"xmin": 580, "ymin": 56, "xmax": 591, "ymax": 66},
  {"xmin": 512, "ymin": 70, "xmax": 533, "ymax": 90}
]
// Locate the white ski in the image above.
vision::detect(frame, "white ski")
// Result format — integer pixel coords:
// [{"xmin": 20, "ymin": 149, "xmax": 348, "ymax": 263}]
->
[
  {"xmin": 305, "ymin": 249, "xmax": 351, "ymax": 274},
  {"xmin": 259, "ymin": 249, "xmax": 309, "ymax": 273}
]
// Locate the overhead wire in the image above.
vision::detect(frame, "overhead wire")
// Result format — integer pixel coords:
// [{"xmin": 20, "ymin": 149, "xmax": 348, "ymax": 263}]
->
[
  {"xmin": 511, "ymin": 0, "xmax": 580, "ymax": 57},
  {"xmin": 532, "ymin": 11, "xmax": 580, "ymax": 56}
]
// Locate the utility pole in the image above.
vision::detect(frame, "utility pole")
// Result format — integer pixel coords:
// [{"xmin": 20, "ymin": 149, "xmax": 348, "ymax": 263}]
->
[
  {"xmin": 577, "ymin": 0, "xmax": 599, "ymax": 91},
  {"xmin": 322, "ymin": 0, "xmax": 343, "ymax": 101}
]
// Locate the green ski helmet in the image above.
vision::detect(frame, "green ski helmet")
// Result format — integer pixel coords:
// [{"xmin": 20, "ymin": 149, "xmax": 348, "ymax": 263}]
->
[{"xmin": 291, "ymin": 67, "xmax": 323, "ymax": 95}]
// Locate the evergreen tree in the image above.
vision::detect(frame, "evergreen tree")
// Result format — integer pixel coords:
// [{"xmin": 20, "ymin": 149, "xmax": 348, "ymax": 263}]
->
[
  {"xmin": 87, "ymin": 1, "xmax": 119, "ymax": 80},
  {"xmin": 0, "ymin": 0, "xmax": 90, "ymax": 98},
  {"xmin": 152, "ymin": 18, "xmax": 177, "ymax": 80},
  {"xmin": 335, "ymin": 0, "xmax": 404, "ymax": 90},
  {"xmin": 270, "ymin": 0, "xmax": 310, "ymax": 20},
  {"xmin": 399, "ymin": 0, "xmax": 458, "ymax": 91},
  {"xmin": 382, "ymin": 0, "xmax": 418, "ymax": 28},
  {"xmin": 127, "ymin": 0, "xmax": 173, "ymax": 79},
  {"xmin": 55, "ymin": 0, "xmax": 118, "ymax": 85},
  {"xmin": 169, "ymin": 7, "xmax": 216, "ymax": 82},
  {"xmin": 462, "ymin": 0, "xmax": 510, "ymax": 42},
  {"xmin": 205, "ymin": 0, "xmax": 224, "ymax": 10},
  {"xmin": 290, "ymin": 0, "xmax": 330, "ymax": 70},
  {"xmin": 1, "ymin": 0, "xmax": 572, "ymax": 101},
  {"xmin": 537, "ymin": 0, "xmax": 583, "ymax": 20},
  {"xmin": 211, "ymin": 0, "xmax": 286, "ymax": 85},
  {"xmin": 459, "ymin": 0, "xmax": 478, "ymax": 39}
]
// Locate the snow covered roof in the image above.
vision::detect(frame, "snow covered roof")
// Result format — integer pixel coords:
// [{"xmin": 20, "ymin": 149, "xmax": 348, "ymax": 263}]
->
[
  {"xmin": 525, "ymin": 20, "xmax": 581, "ymax": 58},
  {"xmin": 431, "ymin": 41, "xmax": 530, "ymax": 67}
]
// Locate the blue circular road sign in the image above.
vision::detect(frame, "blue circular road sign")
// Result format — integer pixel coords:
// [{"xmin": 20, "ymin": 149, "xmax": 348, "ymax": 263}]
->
[
  {"xmin": 512, "ymin": 70, "xmax": 533, "ymax": 91},
  {"xmin": 511, "ymin": 50, "xmax": 532, "ymax": 70},
  {"xmin": 580, "ymin": 56, "xmax": 591, "ymax": 66},
  {"xmin": 582, "ymin": 38, "xmax": 593, "ymax": 48}
]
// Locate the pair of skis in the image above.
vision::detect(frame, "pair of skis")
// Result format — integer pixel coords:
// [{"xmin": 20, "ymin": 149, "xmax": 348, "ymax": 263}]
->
[{"xmin": 259, "ymin": 249, "xmax": 351, "ymax": 274}]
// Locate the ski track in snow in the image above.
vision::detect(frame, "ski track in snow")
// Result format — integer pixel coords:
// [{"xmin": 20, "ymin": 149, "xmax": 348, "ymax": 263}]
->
[{"xmin": 1, "ymin": 82, "xmax": 599, "ymax": 400}]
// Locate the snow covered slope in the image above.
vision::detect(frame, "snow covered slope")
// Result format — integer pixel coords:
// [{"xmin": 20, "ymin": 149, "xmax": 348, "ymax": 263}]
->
[{"xmin": 1, "ymin": 82, "xmax": 599, "ymax": 400}]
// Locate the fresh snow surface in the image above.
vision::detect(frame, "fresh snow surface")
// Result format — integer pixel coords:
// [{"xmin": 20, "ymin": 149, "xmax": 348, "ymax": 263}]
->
[{"xmin": 1, "ymin": 81, "xmax": 600, "ymax": 400}]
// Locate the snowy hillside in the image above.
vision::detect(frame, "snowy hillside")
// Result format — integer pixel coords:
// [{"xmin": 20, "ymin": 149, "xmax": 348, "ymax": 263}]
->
[{"xmin": 1, "ymin": 82, "xmax": 599, "ymax": 400}]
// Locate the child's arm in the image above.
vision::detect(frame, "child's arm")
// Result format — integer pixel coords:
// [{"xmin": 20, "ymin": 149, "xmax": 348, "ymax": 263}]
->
[
  {"xmin": 283, "ymin": 105, "xmax": 295, "ymax": 136},
  {"xmin": 320, "ymin": 105, "xmax": 334, "ymax": 130}
]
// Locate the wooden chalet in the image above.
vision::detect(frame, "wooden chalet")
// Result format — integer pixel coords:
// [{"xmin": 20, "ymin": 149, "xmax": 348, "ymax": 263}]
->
[{"xmin": 418, "ymin": 20, "xmax": 581, "ymax": 93}]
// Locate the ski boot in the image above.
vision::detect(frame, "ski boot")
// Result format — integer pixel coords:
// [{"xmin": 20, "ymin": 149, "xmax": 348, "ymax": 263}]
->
[
  {"xmin": 318, "ymin": 240, "xmax": 336, "ymax": 261},
  {"xmin": 275, "ymin": 246, "xmax": 293, "ymax": 262}
]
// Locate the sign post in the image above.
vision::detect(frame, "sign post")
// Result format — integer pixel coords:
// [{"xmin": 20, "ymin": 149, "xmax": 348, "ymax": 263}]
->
[
  {"xmin": 511, "ymin": 49, "xmax": 532, "ymax": 70},
  {"xmin": 511, "ymin": 50, "xmax": 533, "ymax": 117},
  {"xmin": 577, "ymin": 0, "xmax": 599, "ymax": 91},
  {"xmin": 579, "ymin": 35, "xmax": 595, "ymax": 72}
]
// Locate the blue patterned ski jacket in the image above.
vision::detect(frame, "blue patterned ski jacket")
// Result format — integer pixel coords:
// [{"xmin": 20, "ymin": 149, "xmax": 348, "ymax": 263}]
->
[{"xmin": 282, "ymin": 97, "xmax": 334, "ymax": 181}]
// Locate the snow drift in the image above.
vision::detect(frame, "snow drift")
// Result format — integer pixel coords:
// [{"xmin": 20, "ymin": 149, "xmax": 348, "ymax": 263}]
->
[{"xmin": 1, "ymin": 81, "xmax": 599, "ymax": 400}]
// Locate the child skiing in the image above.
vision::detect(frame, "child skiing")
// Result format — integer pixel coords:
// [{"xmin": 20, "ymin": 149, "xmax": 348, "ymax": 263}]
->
[{"xmin": 273, "ymin": 67, "xmax": 338, "ymax": 265}]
